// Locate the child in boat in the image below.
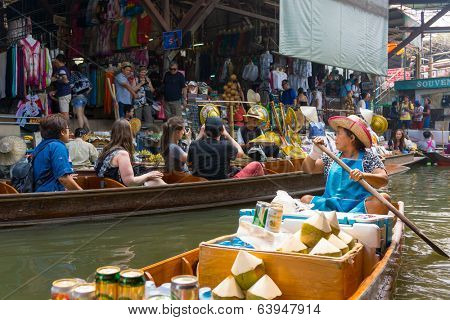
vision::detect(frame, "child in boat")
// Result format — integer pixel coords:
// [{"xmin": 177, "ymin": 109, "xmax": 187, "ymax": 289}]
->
[
  {"xmin": 95, "ymin": 120, "xmax": 166, "ymax": 187},
  {"xmin": 160, "ymin": 117, "xmax": 191, "ymax": 173},
  {"xmin": 188, "ymin": 117, "xmax": 264, "ymax": 180},
  {"xmin": 32, "ymin": 115, "xmax": 82, "ymax": 192},
  {"xmin": 301, "ymin": 115, "xmax": 391, "ymax": 215},
  {"xmin": 418, "ymin": 131, "xmax": 436, "ymax": 153}
]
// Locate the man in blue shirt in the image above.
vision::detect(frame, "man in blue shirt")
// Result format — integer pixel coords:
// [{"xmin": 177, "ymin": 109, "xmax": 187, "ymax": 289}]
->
[
  {"xmin": 115, "ymin": 62, "xmax": 137, "ymax": 118},
  {"xmin": 33, "ymin": 115, "xmax": 82, "ymax": 192},
  {"xmin": 280, "ymin": 80, "xmax": 297, "ymax": 106},
  {"xmin": 52, "ymin": 54, "xmax": 72, "ymax": 120}
]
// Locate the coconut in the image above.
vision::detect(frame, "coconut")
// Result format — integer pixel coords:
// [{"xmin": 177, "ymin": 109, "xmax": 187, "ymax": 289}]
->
[
  {"xmin": 246, "ymin": 275, "xmax": 282, "ymax": 300},
  {"xmin": 310, "ymin": 238, "xmax": 342, "ymax": 257},
  {"xmin": 324, "ymin": 211, "xmax": 340, "ymax": 236},
  {"xmin": 231, "ymin": 251, "xmax": 265, "ymax": 290},
  {"xmin": 338, "ymin": 231, "xmax": 356, "ymax": 249},
  {"xmin": 212, "ymin": 275, "xmax": 244, "ymax": 300},
  {"xmin": 277, "ymin": 233, "xmax": 308, "ymax": 254},
  {"xmin": 300, "ymin": 212, "xmax": 332, "ymax": 248},
  {"xmin": 327, "ymin": 234, "xmax": 349, "ymax": 255}
]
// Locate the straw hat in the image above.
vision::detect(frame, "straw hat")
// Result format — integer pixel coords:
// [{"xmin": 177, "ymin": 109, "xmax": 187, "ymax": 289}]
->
[
  {"xmin": 328, "ymin": 115, "xmax": 372, "ymax": 148},
  {"xmin": 300, "ymin": 106, "xmax": 319, "ymax": 123},
  {"xmin": 247, "ymin": 89, "xmax": 261, "ymax": 104},
  {"xmin": 0, "ymin": 136, "xmax": 27, "ymax": 166},
  {"xmin": 244, "ymin": 105, "xmax": 267, "ymax": 122},
  {"xmin": 200, "ymin": 105, "xmax": 220, "ymax": 124}
]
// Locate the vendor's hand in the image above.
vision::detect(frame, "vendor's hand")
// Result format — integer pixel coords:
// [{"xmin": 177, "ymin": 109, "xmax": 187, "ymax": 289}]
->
[
  {"xmin": 313, "ymin": 137, "xmax": 325, "ymax": 146},
  {"xmin": 146, "ymin": 171, "xmax": 164, "ymax": 180},
  {"xmin": 350, "ymin": 169, "xmax": 365, "ymax": 181}
]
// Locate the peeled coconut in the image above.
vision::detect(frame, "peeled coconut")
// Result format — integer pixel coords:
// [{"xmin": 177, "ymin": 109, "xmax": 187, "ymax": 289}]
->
[
  {"xmin": 324, "ymin": 211, "xmax": 340, "ymax": 236},
  {"xmin": 212, "ymin": 275, "xmax": 244, "ymax": 300},
  {"xmin": 301, "ymin": 212, "xmax": 332, "ymax": 248},
  {"xmin": 277, "ymin": 233, "xmax": 308, "ymax": 254},
  {"xmin": 246, "ymin": 275, "xmax": 282, "ymax": 300},
  {"xmin": 231, "ymin": 251, "xmax": 265, "ymax": 290},
  {"xmin": 327, "ymin": 234, "xmax": 349, "ymax": 255},
  {"xmin": 310, "ymin": 238, "xmax": 342, "ymax": 258},
  {"xmin": 338, "ymin": 231, "xmax": 356, "ymax": 249}
]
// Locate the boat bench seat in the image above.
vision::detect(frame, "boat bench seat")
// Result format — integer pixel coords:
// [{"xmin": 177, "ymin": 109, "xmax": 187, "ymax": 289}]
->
[
  {"xmin": 163, "ymin": 171, "xmax": 208, "ymax": 184},
  {"xmin": 76, "ymin": 176, "xmax": 126, "ymax": 189},
  {"xmin": 0, "ymin": 181, "xmax": 19, "ymax": 194}
]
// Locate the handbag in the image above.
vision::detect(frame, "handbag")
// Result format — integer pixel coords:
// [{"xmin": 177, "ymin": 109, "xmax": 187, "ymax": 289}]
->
[{"xmin": 157, "ymin": 102, "xmax": 166, "ymax": 120}]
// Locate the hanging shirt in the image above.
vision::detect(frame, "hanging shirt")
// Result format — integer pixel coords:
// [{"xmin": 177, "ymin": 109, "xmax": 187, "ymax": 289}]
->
[
  {"xmin": 260, "ymin": 52, "xmax": 273, "ymax": 81},
  {"xmin": 19, "ymin": 38, "xmax": 41, "ymax": 87}
]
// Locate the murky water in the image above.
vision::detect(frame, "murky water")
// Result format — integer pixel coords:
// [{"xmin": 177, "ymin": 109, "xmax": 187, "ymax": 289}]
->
[{"xmin": 0, "ymin": 166, "xmax": 448, "ymax": 299}]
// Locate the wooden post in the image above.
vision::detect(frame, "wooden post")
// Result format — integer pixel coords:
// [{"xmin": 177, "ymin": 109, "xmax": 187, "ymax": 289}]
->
[{"xmin": 229, "ymin": 105, "xmax": 235, "ymax": 139}]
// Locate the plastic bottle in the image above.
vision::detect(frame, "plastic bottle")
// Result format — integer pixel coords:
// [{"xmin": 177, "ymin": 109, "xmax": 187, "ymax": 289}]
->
[{"xmin": 199, "ymin": 287, "xmax": 212, "ymax": 300}]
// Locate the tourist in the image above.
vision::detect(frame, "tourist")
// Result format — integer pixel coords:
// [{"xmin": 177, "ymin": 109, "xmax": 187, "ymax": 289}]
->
[
  {"xmin": 33, "ymin": 114, "xmax": 82, "ymax": 192},
  {"xmin": 389, "ymin": 101, "xmax": 400, "ymax": 132},
  {"xmin": 388, "ymin": 129, "xmax": 408, "ymax": 154},
  {"xmin": 70, "ymin": 64, "xmax": 92, "ymax": 131},
  {"xmin": 160, "ymin": 117, "xmax": 191, "ymax": 173},
  {"xmin": 301, "ymin": 115, "xmax": 390, "ymax": 214},
  {"xmin": 280, "ymin": 80, "xmax": 297, "ymax": 106},
  {"xmin": 163, "ymin": 62, "xmax": 187, "ymax": 118},
  {"xmin": 417, "ymin": 131, "xmax": 436, "ymax": 153},
  {"xmin": 423, "ymin": 97, "xmax": 432, "ymax": 129},
  {"xmin": 356, "ymin": 92, "xmax": 370, "ymax": 114},
  {"xmin": 296, "ymin": 87, "xmax": 308, "ymax": 106},
  {"xmin": 399, "ymin": 96, "xmax": 414, "ymax": 129},
  {"xmin": 52, "ymin": 54, "xmax": 71, "ymax": 120},
  {"xmin": 133, "ymin": 66, "xmax": 155, "ymax": 125},
  {"xmin": 66, "ymin": 128, "xmax": 99, "ymax": 170},
  {"xmin": 188, "ymin": 117, "xmax": 264, "ymax": 180},
  {"xmin": 115, "ymin": 62, "xmax": 137, "ymax": 119},
  {"xmin": 412, "ymin": 100, "xmax": 424, "ymax": 130},
  {"xmin": 95, "ymin": 120, "xmax": 166, "ymax": 187},
  {"xmin": 123, "ymin": 104, "xmax": 135, "ymax": 121},
  {"xmin": 343, "ymin": 90, "xmax": 355, "ymax": 114},
  {"xmin": 351, "ymin": 78, "xmax": 361, "ymax": 104}
]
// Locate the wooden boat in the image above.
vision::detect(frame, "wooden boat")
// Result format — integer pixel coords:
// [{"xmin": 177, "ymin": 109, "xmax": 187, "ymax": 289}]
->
[
  {"xmin": 141, "ymin": 204, "xmax": 405, "ymax": 300},
  {"xmin": 0, "ymin": 171, "xmax": 325, "ymax": 227},
  {"xmin": 383, "ymin": 152, "xmax": 415, "ymax": 166},
  {"xmin": 424, "ymin": 152, "xmax": 450, "ymax": 166}
]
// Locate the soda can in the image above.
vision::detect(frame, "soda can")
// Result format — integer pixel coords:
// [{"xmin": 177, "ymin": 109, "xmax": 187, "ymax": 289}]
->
[
  {"xmin": 71, "ymin": 283, "xmax": 96, "ymax": 300},
  {"xmin": 252, "ymin": 201, "xmax": 271, "ymax": 228},
  {"xmin": 170, "ymin": 275, "xmax": 199, "ymax": 300},
  {"xmin": 265, "ymin": 204, "xmax": 283, "ymax": 233},
  {"xmin": 95, "ymin": 266, "xmax": 120, "ymax": 300},
  {"xmin": 51, "ymin": 279, "xmax": 79, "ymax": 300},
  {"xmin": 118, "ymin": 269, "xmax": 146, "ymax": 300}
]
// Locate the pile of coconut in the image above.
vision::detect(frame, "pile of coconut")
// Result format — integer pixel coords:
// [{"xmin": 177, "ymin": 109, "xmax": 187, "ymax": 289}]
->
[
  {"xmin": 212, "ymin": 251, "xmax": 282, "ymax": 300},
  {"xmin": 278, "ymin": 211, "xmax": 356, "ymax": 257}
]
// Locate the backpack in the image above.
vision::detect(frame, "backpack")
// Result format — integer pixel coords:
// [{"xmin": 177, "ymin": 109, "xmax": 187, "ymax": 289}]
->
[
  {"xmin": 10, "ymin": 145, "xmax": 48, "ymax": 193},
  {"xmin": 70, "ymin": 71, "xmax": 92, "ymax": 95}
]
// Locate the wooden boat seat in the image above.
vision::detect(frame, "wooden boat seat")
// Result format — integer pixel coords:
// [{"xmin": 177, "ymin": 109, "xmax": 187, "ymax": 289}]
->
[
  {"xmin": 75, "ymin": 176, "xmax": 126, "ymax": 189},
  {"xmin": 163, "ymin": 171, "xmax": 208, "ymax": 184},
  {"xmin": 0, "ymin": 181, "xmax": 19, "ymax": 194},
  {"xmin": 265, "ymin": 159, "xmax": 296, "ymax": 174}
]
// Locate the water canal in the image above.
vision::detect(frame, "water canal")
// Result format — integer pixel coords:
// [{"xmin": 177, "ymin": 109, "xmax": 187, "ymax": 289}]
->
[{"xmin": 0, "ymin": 166, "xmax": 448, "ymax": 299}]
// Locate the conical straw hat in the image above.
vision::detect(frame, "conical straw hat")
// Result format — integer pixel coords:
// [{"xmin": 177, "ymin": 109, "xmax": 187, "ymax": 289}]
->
[
  {"xmin": 300, "ymin": 106, "xmax": 319, "ymax": 123},
  {"xmin": 0, "ymin": 136, "xmax": 27, "ymax": 166}
]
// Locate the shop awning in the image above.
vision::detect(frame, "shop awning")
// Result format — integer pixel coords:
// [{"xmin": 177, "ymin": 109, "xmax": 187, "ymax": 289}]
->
[{"xmin": 279, "ymin": 0, "xmax": 389, "ymax": 75}]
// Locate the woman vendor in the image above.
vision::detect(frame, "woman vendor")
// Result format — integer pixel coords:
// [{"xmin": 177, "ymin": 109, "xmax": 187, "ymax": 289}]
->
[
  {"xmin": 237, "ymin": 106, "xmax": 279, "ymax": 157},
  {"xmin": 301, "ymin": 115, "xmax": 390, "ymax": 214}
]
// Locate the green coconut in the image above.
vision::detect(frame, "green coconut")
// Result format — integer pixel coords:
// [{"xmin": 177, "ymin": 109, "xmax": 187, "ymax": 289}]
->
[
  {"xmin": 324, "ymin": 211, "xmax": 340, "ymax": 236},
  {"xmin": 301, "ymin": 212, "xmax": 332, "ymax": 248},
  {"xmin": 246, "ymin": 275, "xmax": 282, "ymax": 300},
  {"xmin": 327, "ymin": 234, "xmax": 349, "ymax": 255},
  {"xmin": 277, "ymin": 232, "xmax": 308, "ymax": 254},
  {"xmin": 212, "ymin": 275, "xmax": 244, "ymax": 300},
  {"xmin": 231, "ymin": 251, "xmax": 265, "ymax": 290},
  {"xmin": 338, "ymin": 231, "xmax": 356, "ymax": 250},
  {"xmin": 309, "ymin": 238, "xmax": 342, "ymax": 258}
]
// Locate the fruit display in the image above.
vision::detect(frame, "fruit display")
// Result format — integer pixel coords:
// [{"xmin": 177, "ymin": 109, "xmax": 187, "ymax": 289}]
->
[
  {"xmin": 137, "ymin": 151, "xmax": 164, "ymax": 165},
  {"xmin": 212, "ymin": 250, "xmax": 282, "ymax": 300},
  {"xmin": 309, "ymin": 238, "xmax": 342, "ymax": 258},
  {"xmin": 277, "ymin": 230, "xmax": 308, "ymax": 254},
  {"xmin": 300, "ymin": 211, "xmax": 332, "ymax": 248}
]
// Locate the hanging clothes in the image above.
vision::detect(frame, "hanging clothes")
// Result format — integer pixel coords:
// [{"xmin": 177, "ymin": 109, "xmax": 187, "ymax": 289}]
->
[
  {"xmin": 117, "ymin": 20, "xmax": 125, "ymax": 50},
  {"xmin": 97, "ymin": 69, "xmax": 105, "ymax": 107},
  {"xmin": 242, "ymin": 62, "xmax": 258, "ymax": 82},
  {"xmin": 122, "ymin": 18, "xmax": 132, "ymax": 48},
  {"xmin": 45, "ymin": 48, "xmax": 53, "ymax": 88},
  {"xmin": 260, "ymin": 51, "xmax": 273, "ymax": 81},
  {"xmin": 16, "ymin": 94, "xmax": 44, "ymax": 127},
  {"xmin": 0, "ymin": 52, "xmax": 7, "ymax": 98},
  {"xmin": 16, "ymin": 46, "xmax": 26, "ymax": 99},
  {"xmin": 128, "ymin": 17, "xmax": 138, "ymax": 47},
  {"xmin": 20, "ymin": 38, "xmax": 41, "ymax": 87},
  {"xmin": 89, "ymin": 67, "xmax": 97, "ymax": 106},
  {"xmin": 106, "ymin": 0, "xmax": 120, "ymax": 21}
]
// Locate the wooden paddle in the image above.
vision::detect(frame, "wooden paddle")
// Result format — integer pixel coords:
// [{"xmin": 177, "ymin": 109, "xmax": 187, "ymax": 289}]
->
[{"xmin": 315, "ymin": 143, "xmax": 449, "ymax": 258}]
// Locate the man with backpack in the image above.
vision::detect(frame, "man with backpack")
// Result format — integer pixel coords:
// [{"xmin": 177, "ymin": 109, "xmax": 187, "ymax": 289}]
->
[{"xmin": 29, "ymin": 115, "xmax": 82, "ymax": 192}]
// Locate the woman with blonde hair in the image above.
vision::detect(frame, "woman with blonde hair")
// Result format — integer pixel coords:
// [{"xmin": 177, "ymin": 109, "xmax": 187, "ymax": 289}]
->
[{"xmin": 95, "ymin": 120, "xmax": 166, "ymax": 187}]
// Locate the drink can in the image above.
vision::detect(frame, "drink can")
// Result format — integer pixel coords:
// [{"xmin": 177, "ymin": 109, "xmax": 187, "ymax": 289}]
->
[
  {"xmin": 199, "ymin": 287, "xmax": 212, "ymax": 300},
  {"xmin": 252, "ymin": 201, "xmax": 270, "ymax": 228},
  {"xmin": 265, "ymin": 204, "xmax": 283, "ymax": 233},
  {"xmin": 51, "ymin": 279, "xmax": 79, "ymax": 300},
  {"xmin": 118, "ymin": 269, "xmax": 146, "ymax": 300},
  {"xmin": 71, "ymin": 283, "xmax": 96, "ymax": 300},
  {"xmin": 95, "ymin": 266, "xmax": 120, "ymax": 300},
  {"xmin": 170, "ymin": 275, "xmax": 199, "ymax": 300}
]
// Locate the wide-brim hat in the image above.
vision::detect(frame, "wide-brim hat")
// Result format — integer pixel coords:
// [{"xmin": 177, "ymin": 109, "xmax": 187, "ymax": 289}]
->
[
  {"xmin": 200, "ymin": 105, "xmax": 221, "ymax": 124},
  {"xmin": 244, "ymin": 105, "xmax": 266, "ymax": 122},
  {"xmin": 328, "ymin": 115, "xmax": 372, "ymax": 148},
  {"xmin": 0, "ymin": 136, "xmax": 27, "ymax": 166},
  {"xmin": 300, "ymin": 106, "xmax": 319, "ymax": 123}
]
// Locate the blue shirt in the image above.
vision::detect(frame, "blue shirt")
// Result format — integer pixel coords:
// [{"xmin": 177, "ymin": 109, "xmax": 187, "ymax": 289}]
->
[
  {"xmin": 115, "ymin": 73, "xmax": 132, "ymax": 105},
  {"xmin": 280, "ymin": 88, "xmax": 297, "ymax": 105},
  {"xmin": 55, "ymin": 66, "xmax": 71, "ymax": 97},
  {"xmin": 33, "ymin": 139, "xmax": 74, "ymax": 192}
]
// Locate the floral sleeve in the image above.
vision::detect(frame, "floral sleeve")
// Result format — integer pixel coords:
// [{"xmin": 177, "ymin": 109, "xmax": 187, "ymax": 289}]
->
[
  {"xmin": 362, "ymin": 151, "xmax": 385, "ymax": 173},
  {"xmin": 321, "ymin": 154, "xmax": 333, "ymax": 177}
]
